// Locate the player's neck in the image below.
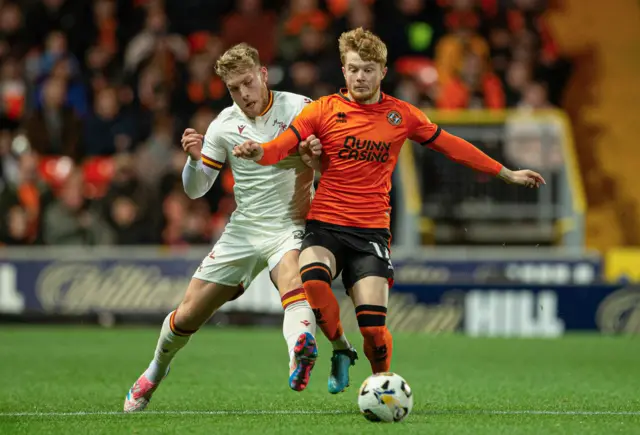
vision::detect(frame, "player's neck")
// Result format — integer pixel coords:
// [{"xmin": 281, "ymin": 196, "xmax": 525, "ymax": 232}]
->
[{"xmin": 347, "ymin": 90, "xmax": 381, "ymax": 105}]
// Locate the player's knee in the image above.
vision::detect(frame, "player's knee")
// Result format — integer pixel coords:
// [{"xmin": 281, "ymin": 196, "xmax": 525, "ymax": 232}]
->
[
  {"xmin": 172, "ymin": 305, "xmax": 205, "ymax": 333},
  {"xmin": 356, "ymin": 305, "xmax": 388, "ymax": 331},
  {"xmin": 300, "ymin": 262, "xmax": 333, "ymax": 308},
  {"xmin": 300, "ymin": 262, "xmax": 332, "ymax": 285},
  {"xmin": 175, "ymin": 280, "xmax": 232, "ymax": 331}
]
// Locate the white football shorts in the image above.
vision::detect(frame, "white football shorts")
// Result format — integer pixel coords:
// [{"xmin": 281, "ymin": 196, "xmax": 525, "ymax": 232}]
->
[{"xmin": 192, "ymin": 221, "xmax": 305, "ymax": 289}]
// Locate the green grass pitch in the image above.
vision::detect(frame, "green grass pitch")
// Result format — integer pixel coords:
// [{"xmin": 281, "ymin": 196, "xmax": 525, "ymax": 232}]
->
[{"xmin": 1, "ymin": 327, "xmax": 638, "ymax": 434}]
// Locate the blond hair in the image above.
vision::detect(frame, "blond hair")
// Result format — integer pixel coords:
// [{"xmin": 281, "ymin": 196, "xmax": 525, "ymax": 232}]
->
[
  {"xmin": 338, "ymin": 27, "xmax": 387, "ymax": 67},
  {"xmin": 215, "ymin": 43, "xmax": 261, "ymax": 82}
]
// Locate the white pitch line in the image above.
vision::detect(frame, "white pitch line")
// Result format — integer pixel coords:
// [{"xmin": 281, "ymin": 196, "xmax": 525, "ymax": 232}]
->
[
  {"xmin": 1, "ymin": 410, "xmax": 639, "ymax": 417},
  {"xmin": 0, "ymin": 410, "xmax": 350, "ymax": 417}
]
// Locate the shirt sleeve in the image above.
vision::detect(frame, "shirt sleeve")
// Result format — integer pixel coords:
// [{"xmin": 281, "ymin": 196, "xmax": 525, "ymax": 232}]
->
[
  {"xmin": 406, "ymin": 103, "xmax": 441, "ymax": 145},
  {"xmin": 406, "ymin": 103, "xmax": 502, "ymax": 176},
  {"xmin": 200, "ymin": 120, "xmax": 227, "ymax": 171},
  {"xmin": 258, "ymin": 100, "xmax": 323, "ymax": 166},
  {"xmin": 429, "ymin": 130, "xmax": 503, "ymax": 176},
  {"xmin": 182, "ymin": 119, "xmax": 226, "ymax": 198}
]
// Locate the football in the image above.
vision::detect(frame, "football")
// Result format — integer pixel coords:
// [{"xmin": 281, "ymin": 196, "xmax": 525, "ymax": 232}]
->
[{"xmin": 357, "ymin": 372, "xmax": 414, "ymax": 423}]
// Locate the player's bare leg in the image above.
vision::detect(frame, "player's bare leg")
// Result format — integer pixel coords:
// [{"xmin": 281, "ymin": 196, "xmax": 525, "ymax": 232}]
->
[
  {"xmin": 299, "ymin": 246, "xmax": 358, "ymax": 394},
  {"xmin": 349, "ymin": 276, "xmax": 392, "ymax": 374},
  {"xmin": 271, "ymin": 250, "xmax": 318, "ymax": 392},
  {"xmin": 124, "ymin": 279, "xmax": 239, "ymax": 412}
]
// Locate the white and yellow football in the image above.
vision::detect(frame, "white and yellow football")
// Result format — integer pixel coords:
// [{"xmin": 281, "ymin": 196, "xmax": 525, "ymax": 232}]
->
[{"xmin": 357, "ymin": 372, "xmax": 413, "ymax": 423}]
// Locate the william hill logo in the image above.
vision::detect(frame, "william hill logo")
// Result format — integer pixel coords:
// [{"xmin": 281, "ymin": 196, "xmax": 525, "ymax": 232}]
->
[{"xmin": 337, "ymin": 136, "xmax": 391, "ymax": 163}]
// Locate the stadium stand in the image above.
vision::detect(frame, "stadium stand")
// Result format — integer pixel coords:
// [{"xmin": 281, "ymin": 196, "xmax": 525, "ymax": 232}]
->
[{"xmin": 0, "ymin": 0, "xmax": 573, "ymax": 247}]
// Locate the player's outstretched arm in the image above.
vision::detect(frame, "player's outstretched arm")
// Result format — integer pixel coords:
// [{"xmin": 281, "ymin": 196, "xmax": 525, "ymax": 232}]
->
[
  {"xmin": 408, "ymin": 104, "xmax": 545, "ymax": 188},
  {"xmin": 181, "ymin": 128, "xmax": 223, "ymax": 199},
  {"xmin": 233, "ymin": 99, "xmax": 322, "ymax": 165},
  {"xmin": 232, "ymin": 128, "xmax": 301, "ymax": 165},
  {"xmin": 429, "ymin": 130, "xmax": 545, "ymax": 188}
]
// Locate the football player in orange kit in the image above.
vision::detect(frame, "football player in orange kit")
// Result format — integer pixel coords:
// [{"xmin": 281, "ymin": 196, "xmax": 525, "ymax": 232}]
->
[{"xmin": 233, "ymin": 28, "xmax": 545, "ymax": 389}]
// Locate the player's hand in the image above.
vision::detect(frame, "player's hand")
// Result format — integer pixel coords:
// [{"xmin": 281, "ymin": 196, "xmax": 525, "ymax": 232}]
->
[
  {"xmin": 299, "ymin": 134, "xmax": 322, "ymax": 157},
  {"xmin": 299, "ymin": 135, "xmax": 322, "ymax": 170},
  {"xmin": 182, "ymin": 128, "xmax": 203, "ymax": 160},
  {"xmin": 499, "ymin": 168, "xmax": 546, "ymax": 188},
  {"xmin": 232, "ymin": 140, "xmax": 264, "ymax": 161}
]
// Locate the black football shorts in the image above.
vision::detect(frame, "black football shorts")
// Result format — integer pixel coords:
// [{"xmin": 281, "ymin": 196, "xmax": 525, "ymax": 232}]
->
[{"xmin": 301, "ymin": 219, "xmax": 394, "ymax": 292}]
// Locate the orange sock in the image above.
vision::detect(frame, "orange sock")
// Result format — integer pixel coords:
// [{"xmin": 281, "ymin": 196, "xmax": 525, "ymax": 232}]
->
[
  {"xmin": 300, "ymin": 262, "xmax": 344, "ymax": 342},
  {"xmin": 356, "ymin": 305, "xmax": 393, "ymax": 373}
]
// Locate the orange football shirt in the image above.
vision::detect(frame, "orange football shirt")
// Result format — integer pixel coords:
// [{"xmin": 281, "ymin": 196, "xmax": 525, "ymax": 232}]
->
[{"xmin": 258, "ymin": 89, "xmax": 503, "ymax": 229}]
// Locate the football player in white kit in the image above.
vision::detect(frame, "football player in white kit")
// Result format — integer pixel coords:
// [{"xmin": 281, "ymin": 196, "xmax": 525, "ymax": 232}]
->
[{"xmin": 124, "ymin": 43, "xmax": 356, "ymax": 412}]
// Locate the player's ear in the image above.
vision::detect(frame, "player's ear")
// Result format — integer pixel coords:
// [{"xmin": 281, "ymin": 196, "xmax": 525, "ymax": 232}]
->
[
  {"xmin": 381, "ymin": 66, "xmax": 388, "ymax": 80},
  {"xmin": 341, "ymin": 66, "xmax": 346, "ymax": 79},
  {"xmin": 260, "ymin": 66, "xmax": 268, "ymax": 84}
]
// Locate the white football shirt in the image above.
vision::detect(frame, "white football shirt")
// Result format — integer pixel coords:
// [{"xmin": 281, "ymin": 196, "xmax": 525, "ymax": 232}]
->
[{"xmin": 196, "ymin": 91, "xmax": 314, "ymax": 230}]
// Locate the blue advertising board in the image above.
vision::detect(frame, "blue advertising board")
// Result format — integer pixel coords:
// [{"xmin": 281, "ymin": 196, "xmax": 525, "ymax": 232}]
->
[
  {"xmin": 1, "ymin": 249, "xmax": 628, "ymax": 337},
  {"xmin": 392, "ymin": 258, "xmax": 602, "ymax": 285},
  {"xmin": 384, "ymin": 283, "xmax": 639, "ymax": 337}
]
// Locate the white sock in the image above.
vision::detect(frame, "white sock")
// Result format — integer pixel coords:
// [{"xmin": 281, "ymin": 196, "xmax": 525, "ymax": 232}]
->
[
  {"xmin": 330, "ymin": 334, "xmax": 352, "ymax": 351},
  {"xmin": 282, "ymin": 299, "xmax": 316, "ymax": 366},
  {"xmin": 144, "ymin": 311, "xmax": 192, "ymax": 383}
]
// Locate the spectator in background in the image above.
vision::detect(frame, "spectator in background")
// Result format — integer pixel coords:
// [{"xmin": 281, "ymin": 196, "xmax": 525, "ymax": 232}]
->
[
  {"xmin": 24, "ymin": 77, "xmax": 82, "ymax": 161},
  {"xmin": 90, "ymin": 0, "xmax": 118, "ymax": 56},
  {"xmin": 178, "ymin": 52, "xmax": 227, "ymax": 117},
  {"xmin": 437, "ymin": 50, "xmax": 505, "ymax": 109},
  {"xmin": 221, "ymin": 0, "xmax": 277, "ymax": 65},
  {"xmin": 85, "ymin": 45, "xmax": 119, "ymax": 97},
  {"xmin": 518, "ymin": 81, "xmax": 552, "ymax": 109},
  {"xmin": 108, "ymin": 195, "xmax": 148, "ymax": 245},
  {"xmin": 278, "ymin": 0, "xmax": 331, "ymax": 62},
  {"xmin": 34, "ymin": 55, "xmax": 89, "ymax": 118},
  {"xmin": 37, "ymin": 31, "xmax": 81, "ymax": 79},
  {"xmin": 0, "ymin": 152, "xmax": 51, "ymax": 245},
  {"xmin": 136, "ymin": 114, "xmax": 176, "ymax": 187},
  {"xmin": 487, "ymin": 27, "xmax": 512, "ymax": 83},
  {"xmin": 182, "ymin": 199, "xmax": 214, "ymax": 245},
  {"xmin": 83, "ymin": 87, "xmax": 134, "ymax": 156},
  {"xmin": 42, "ymin": 169, "xmax": 112, "ymax": 245},
  {"xmin": 0, "ymin": 129, "xmax": 18, "ymax": 188},
  {"xmin": 0, "ymin": 57, "xmax": 26, "ymax": 131},
  {"xmin": 286, "ymin": 26, "xmax": 338, "ymax": 99},
  {"xmin": 0, "ymin": 205, "xmax": 29, "ymax": 245},
  {"xmin": 124, "ymin": 6, "xmax": 188, "ymax": 75},
  {"xmin": 435, "ymin": 0, "xmax": 490, "ymax": 86},
  {"xmin": 505, "ymin": 60, "xmax": 532, "ymax": 107},
  {"xmin": 333, "ymin": 0, "xmax": 374, "ymax": 35},
  {"xmin": 161, "ymin": 190, "xmax": 189, "ymax": 245},
  {"xmin": 0, "ymin": 2, "xmax": 28, "ymax": 60},
  {"xmin": 25, "ymin": 0, "xmax": 90, "ymax": 58},
  {"xmin": 102, "ymin": 153, "xmax": 159, "ymax": 244}
]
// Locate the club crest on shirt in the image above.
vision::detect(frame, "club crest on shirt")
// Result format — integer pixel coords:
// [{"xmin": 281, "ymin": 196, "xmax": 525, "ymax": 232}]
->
[{"xmin": 387, "ymin": 111, "xmax": 402, "ymax": 126}]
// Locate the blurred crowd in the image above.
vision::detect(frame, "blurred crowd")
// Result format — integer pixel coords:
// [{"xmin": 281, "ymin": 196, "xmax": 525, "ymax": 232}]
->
[{"xmin": 0, "ymin": 0, "xmax": 571, "ymax": 247}]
